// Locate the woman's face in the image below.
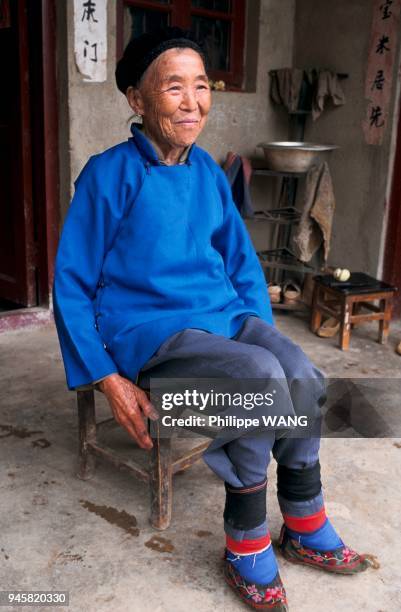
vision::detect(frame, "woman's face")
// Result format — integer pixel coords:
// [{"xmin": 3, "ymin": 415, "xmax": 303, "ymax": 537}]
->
[{"xmin": 128, "ymin": 47, "xmax": 212, "ymax": 149}]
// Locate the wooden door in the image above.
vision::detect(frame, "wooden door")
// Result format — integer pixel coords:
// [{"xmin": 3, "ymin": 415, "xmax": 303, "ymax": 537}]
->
[
  {"xmin": 383, "ymin": 90, "xmax": 401, "ymax": 318},
  {"xmin": 0, "ymin": 0, "xmax": 37, "ymax": 306}
]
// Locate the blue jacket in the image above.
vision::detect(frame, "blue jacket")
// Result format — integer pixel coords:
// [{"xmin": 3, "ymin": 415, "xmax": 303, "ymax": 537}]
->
[{"xmin": 53, "ymin": 125, "xmax": 274, "ymax": 390}]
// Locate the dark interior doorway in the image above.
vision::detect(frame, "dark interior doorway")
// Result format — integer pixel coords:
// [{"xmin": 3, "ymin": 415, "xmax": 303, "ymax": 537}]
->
[{"xmin": 0, "ymin": 0, "xmax": 59, "ymax": 313}]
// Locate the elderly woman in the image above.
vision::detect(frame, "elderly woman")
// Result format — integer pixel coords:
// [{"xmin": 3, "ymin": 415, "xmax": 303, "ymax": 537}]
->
[{"xmin": 53, "ymin": 27, "xmax": 370, "ymax": 611}]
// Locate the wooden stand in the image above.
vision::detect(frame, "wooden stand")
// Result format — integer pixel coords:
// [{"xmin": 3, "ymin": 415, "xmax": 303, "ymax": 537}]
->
[{"xmin": 311, "ymin": 273, "xmax": 397, "ymax": 350}]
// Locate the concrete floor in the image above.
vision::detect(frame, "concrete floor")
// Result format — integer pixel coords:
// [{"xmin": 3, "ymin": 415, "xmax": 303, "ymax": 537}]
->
[{"xmin": 1, "ymin": 312, "xmax": 401, "ymax": 612}]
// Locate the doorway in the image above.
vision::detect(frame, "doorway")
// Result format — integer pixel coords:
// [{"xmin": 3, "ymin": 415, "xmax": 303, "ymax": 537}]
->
[
  {"xmin": 0, "ymin": 0, "xmax": 59, "ymax": 319},
  {"xmin": 384, "ymin": 88, "xmax": 401, "ymax": 318}
]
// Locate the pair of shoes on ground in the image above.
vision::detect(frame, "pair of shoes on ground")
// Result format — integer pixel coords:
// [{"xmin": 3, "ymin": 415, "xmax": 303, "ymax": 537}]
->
[
  {"xmin": 223, "ymin": 525, "xmax": 378, "ymax": 610},
  {"xmin": 268, "ymin": 281, "xmax": 302, "ymax": 305}
]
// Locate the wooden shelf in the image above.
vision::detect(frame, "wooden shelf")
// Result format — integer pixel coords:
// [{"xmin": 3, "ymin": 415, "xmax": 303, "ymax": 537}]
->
[
  {"xmin": 272, "ymin": 301, "xmax": 309, "ymax": 311},
  {"xmin": 258, "ymin": 248, "xmax": 317, "ymax": 274},
  {"xmin": 252, "ymin": 208, "xmax": 301, "ymax": 225},
  {"xmin": 252, "ymin": 167, "xmax": 308, "ymax": 178}
]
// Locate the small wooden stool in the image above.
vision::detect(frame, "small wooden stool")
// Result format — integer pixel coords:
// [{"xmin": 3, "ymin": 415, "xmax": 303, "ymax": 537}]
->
[
  {"xmin": 76, "ymin": 387, "xmax": 210, "ymax": 530},
  {"xmin": 311, "ymin": 272, "xmax": 397, "ymax": 350}
]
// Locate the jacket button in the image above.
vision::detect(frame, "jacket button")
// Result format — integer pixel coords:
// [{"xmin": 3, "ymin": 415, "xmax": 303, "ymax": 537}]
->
[
  {"xmin": 94, "ymin": 322, "xmax": 99, "ymax": 330},
  {"xmin": 98, "ymin": 280, "xmax": 105, "ymax": 288},
  {"xmin": 103, "ymin": 343, "xmax": 108, "ymax": 351}
]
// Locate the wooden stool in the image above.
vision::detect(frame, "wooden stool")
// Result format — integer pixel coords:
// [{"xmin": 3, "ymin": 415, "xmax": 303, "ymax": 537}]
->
[
  {"xmin": 311, "ymin": 272, "xmax": 397, "ymax": 350},
  {"xmin": 76, "ymin": 387, "xmax": 210, "ymax": 530}
]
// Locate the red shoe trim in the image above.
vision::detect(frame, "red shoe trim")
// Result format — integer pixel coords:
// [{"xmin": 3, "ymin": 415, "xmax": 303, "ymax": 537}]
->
[
  {"xmin": 226, "ymin": 533, "xmax": 271, "ymax": 555},
  {"xmin": 283, "ymin": 507, "xmax": 326, "ymax": 533}
]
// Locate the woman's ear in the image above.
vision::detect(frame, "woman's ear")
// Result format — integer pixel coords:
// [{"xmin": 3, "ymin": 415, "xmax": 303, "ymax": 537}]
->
[{"xmin": 126, "ymin": 86, "xmax": 145, "ymax": 116}]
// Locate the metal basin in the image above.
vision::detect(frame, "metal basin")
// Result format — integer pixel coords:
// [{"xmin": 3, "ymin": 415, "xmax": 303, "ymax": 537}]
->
[{"xmin": 257, "ymin": 141, "xmax": 338, "ymax": 173}]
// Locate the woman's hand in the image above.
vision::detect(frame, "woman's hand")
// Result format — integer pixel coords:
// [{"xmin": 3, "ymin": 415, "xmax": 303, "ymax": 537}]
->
[{"xmin": 98, "ymin": 373, "xmax": 159, "ymax": 450}]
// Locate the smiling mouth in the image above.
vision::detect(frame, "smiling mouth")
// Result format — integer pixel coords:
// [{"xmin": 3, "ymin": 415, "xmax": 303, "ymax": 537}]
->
[{"xmin": 175, "ymin": 120, "xmax": 199, "ymax": 124}]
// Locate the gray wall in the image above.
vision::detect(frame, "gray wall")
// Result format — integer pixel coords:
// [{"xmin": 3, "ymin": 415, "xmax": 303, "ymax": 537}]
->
[{"xmin": 293, "ymin": 0, "xmax": 401, "ymax": 274}]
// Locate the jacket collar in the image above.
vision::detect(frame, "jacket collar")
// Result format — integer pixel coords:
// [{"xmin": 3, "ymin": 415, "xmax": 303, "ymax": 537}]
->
[{"xmin": 130, "ymin": 123, "xmax": 195, "ymax": 165}]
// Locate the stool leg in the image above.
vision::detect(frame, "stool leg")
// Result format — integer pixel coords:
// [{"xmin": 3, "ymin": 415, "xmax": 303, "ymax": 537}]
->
[
  {"xmin": 77, "ymin": 390, "xmax": 97, "ymax": 480},
  {"xmin": 311, "ymin": 285, "xmax": 323, "ymax": 333},
  {"xmin": 149, "ymin": 422, "xmax": 172, "ymax": 530},
  {"xmin": 339, "ymin": 297, "xmax": 351, "ymax": 351},
  {"xmin": 351, "ymin": 302, "xmax": 362, "ymax": 328},
  {"xmin": 379, "ymin": 297, "xmax": 393, "ymax": 344}
]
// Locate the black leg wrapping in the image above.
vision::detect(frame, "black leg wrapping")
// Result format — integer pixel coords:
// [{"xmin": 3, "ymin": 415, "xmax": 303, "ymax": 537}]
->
[
  {"xmin": 277, "ymin": 461, "xmax": 321, "ymax": 502},
  {"xmin": 223, "ymin": 478, "xmax": 267, "ymax": 531}
]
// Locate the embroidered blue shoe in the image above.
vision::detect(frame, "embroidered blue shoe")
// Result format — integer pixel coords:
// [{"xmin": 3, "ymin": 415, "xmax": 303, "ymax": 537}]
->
[
  {"xmin": 223, "ymin": 549, "xmax": 289, "ymax": 610},
  {"xmin": 278, "ymin": 524, "xmax": 378, "ymax": 575}
]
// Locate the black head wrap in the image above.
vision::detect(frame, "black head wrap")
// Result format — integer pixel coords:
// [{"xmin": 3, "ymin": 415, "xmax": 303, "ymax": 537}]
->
[{"xmin": 115, "ymin": 26, "xmax": 208, "ymax": 94}]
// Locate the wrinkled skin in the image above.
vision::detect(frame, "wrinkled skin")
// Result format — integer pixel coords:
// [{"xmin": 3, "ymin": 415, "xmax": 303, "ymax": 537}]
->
[
  {"xmin": 100, "ymin": 48, "xmax": 211, "ymax": 448},
  {"xmin": 99, "ymin": 374, "xmax": 159, "ymax": 450},
  {"xmin": 127, "ymin": 47, "xmax": 211, "ymax": 164}
]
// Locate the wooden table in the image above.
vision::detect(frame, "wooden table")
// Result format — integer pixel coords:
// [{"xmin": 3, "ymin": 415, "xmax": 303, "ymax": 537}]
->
[{"xmin": 311, "ymin": 273, "xmax": 397, "ymax": 350}]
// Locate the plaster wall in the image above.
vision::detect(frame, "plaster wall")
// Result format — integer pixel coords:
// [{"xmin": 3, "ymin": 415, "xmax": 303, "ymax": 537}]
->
[
  {"xmin": 293, "ymin": 0, "xmax": 401, "ymax": 274},
  {"xmin": 61, "ymin": 0, "xmax": 296, "ymax": 254}
]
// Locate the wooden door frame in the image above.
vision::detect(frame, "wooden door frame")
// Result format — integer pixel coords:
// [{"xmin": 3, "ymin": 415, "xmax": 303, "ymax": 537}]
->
[
  {"xmin": 383, "ymin": 91, "xmax": 401, "ymax": 318},
  {"xmin": 40, "ymin": 0, "xmax": 60, "ymax": 308}
]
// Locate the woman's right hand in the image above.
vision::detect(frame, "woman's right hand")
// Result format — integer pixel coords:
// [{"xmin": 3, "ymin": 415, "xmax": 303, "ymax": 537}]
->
[{"xmin": 98, "ymin": 373, "xmax": 159, "ymax": 450}]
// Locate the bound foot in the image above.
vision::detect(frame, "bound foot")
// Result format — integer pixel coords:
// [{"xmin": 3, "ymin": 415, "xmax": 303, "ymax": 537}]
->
[
  {"xmin": 278, "ymin": 524, "xmax": 375, "ymax": 574},
  {"xmin": 223, "ymin": 546, "xmax": 289, "ymax": 610}
]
